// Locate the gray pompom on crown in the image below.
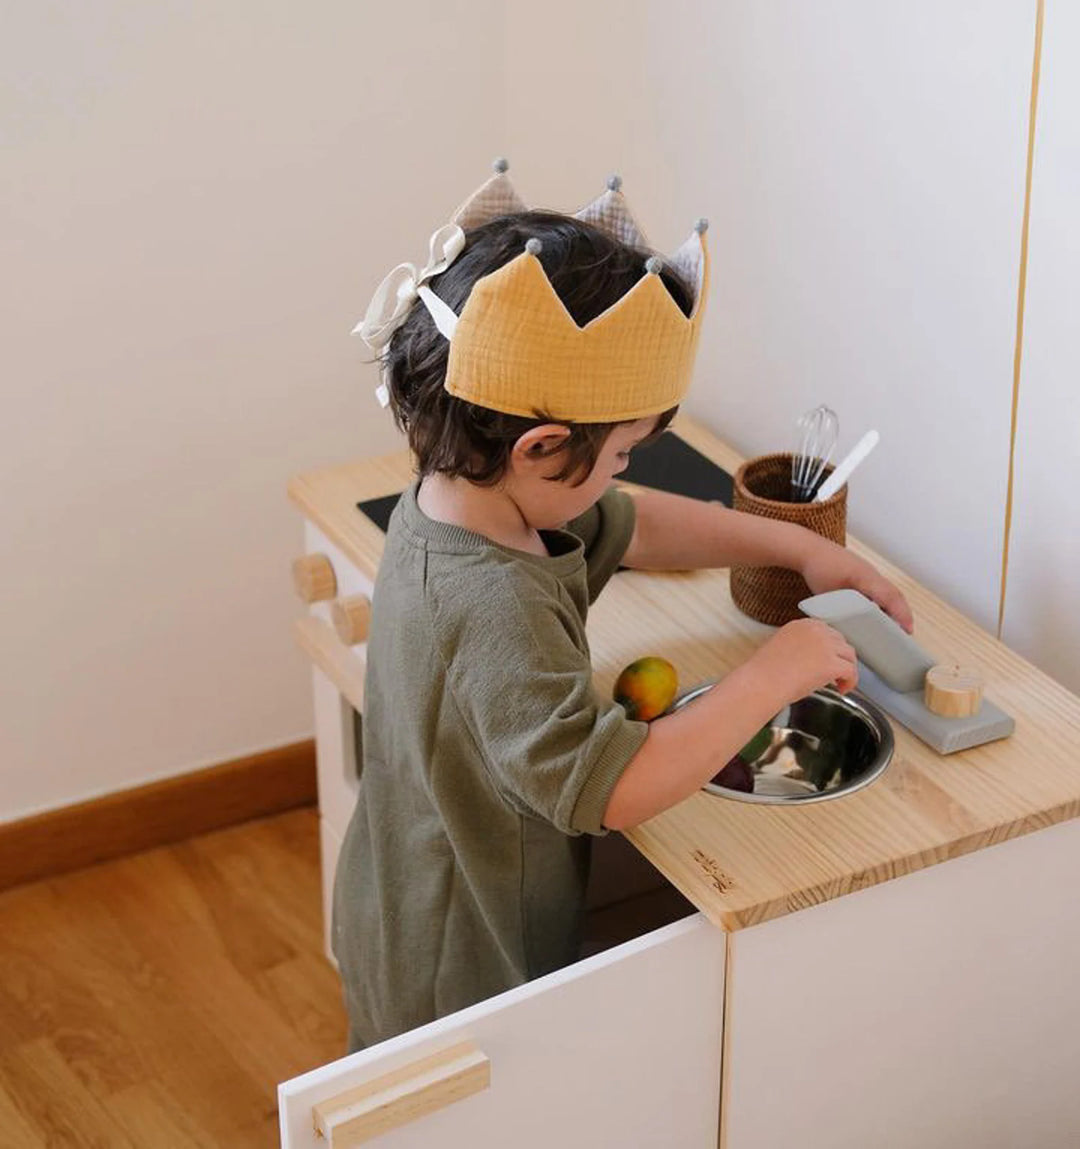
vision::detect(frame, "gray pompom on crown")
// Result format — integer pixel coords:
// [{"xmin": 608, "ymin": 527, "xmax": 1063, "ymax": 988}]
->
[
  {"xmin": 493, "ymin": 157, "xmax": 509, "ymax": 173},
  {"xmin": 645, "ymin": 256, "xmax": 664, "ymax": 275},
  {"xmin": 525, "ymin": 238, "xmax": 543, "ymax": 256},
  {"xmin": 694, "ymin": 217, "xmax": 709, "ymax": 234},
  {"xmin": 606, "ymin": 173, "xmax": 623, "ymax": 192}
]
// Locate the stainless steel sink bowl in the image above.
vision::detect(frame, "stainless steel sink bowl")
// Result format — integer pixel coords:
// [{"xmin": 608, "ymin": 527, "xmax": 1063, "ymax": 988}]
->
[{"xmin": 669, "ymin": 683, "xmax": 895, "ymax": 805}]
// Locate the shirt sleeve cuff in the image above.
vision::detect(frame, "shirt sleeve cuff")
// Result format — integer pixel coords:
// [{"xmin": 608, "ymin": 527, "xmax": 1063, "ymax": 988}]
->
[{"xmin": 569, "ymin": 715, "xmax": 650, "ymax": 836}]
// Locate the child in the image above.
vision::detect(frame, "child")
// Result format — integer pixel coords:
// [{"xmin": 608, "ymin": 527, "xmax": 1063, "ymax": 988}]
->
[{"xmin": 334, "ymin": 164, "xmax": 913, "ymax": 1052}]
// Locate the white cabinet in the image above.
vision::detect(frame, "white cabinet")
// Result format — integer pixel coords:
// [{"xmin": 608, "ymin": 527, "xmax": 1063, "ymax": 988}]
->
[
  {"xmin": 289, "ymin": 762, "xmax": 1080, "ymax": 1149},
  {"xmin": 288, "ymin": 429, "xmax": 1080, "ymax": 1148},
  {"xmin": 279, "ymin": 913, "xmax": 725, "ymax": 1148},
  {"xmin": 721, "ymin": 816, "xmax": 1080, "ymax": 1148}
]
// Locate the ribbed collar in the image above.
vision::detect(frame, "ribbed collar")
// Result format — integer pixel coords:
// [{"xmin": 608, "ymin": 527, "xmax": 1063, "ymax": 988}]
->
[{"xmin": 396, "ymin": 480, "xmax": 585, "ymax": 578}]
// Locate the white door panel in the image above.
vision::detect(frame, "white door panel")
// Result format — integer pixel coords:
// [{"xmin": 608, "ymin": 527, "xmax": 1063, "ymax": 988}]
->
[
  {"xmin": 724, "ymin": 818, "xmax": 1080, "ymax": 1148},
  {"xmin": 280, "ymin": 913, "xmax": 725, "ymax": 1148},
  {"xmin": 1002, "ymin": 0, "xmax": 1080, "ymax": 695}
]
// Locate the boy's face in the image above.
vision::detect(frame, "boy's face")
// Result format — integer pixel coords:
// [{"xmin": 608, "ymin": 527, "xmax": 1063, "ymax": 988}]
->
[{"xmin": 507, "ymin": 417, "xmax": 658, "ymax": 530}]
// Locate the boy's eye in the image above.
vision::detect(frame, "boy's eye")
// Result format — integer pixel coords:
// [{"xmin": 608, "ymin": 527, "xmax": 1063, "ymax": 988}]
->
[{"xmin": 616, "ymin": 451, "xmax": 631, "ymax": 461}]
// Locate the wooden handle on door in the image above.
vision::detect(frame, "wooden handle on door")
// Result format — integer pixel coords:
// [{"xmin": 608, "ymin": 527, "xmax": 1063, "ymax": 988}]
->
[
  {"xmin": 312, "ymin": 1041, "xmax": 490, "ymax": 1145},
  {"xmin": 293, "ymin": 554, "xmax": 337, "ymax": 603}
]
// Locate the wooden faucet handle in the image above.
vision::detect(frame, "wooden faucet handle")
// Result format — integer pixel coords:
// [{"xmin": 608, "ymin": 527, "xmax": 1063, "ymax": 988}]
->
[
  {"xmin": 924, "ymin": 664, "xmax": 984, "ymax": 718},
  {"xmin": 331, "ymin": 594, "xmax": 372, "ymax": 646},
  {"xmin": 292, "ymin": 553, "xmax": 337, "ymax": 603}
]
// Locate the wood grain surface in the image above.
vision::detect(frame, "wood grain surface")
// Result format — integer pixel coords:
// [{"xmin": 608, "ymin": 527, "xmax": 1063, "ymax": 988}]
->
[
  {"xmin": 288, "ymin": 414, "xmax": 1080, "ymax": 931},
  {"xmin": 0, "ymin": 814, "xmax": 700, "ymax": 1145},
  {"xmin": 0, "ymin": 809, "xmax": 348, "ymax": 1148}
]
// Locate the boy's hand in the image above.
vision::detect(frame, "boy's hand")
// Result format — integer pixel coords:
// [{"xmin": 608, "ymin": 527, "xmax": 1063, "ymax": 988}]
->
[
  {"xmin": 750, "ymin": 618, "xmax": 859, "ymax": 702},
  {"xmin": 800, "ymin": 539, "xmax": 915, "ymax": 634}
]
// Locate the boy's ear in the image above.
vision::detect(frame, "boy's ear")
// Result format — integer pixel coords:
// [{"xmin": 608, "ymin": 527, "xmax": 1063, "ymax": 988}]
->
[{"xmin": 510, "ymin": 424, "xmax": 572, "ymax": 471}]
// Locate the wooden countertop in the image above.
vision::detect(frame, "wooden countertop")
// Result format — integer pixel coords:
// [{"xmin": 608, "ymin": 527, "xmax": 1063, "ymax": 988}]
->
[{"xmin": 288, "ymin": 415, "xmax": 1080, "ymax": 931}]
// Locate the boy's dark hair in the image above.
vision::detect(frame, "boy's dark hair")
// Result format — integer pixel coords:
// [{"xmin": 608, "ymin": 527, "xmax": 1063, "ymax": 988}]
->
[{"xmin": 381, "ymin": 210, "xmax": 692, "ymax": 486}]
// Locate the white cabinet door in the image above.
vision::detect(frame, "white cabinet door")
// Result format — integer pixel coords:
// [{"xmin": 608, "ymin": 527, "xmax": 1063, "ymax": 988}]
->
[
  {"xmin": 722, "ymin": 817, "xmax": 1080, "ymax": 1149},
  {"xmin": 279, "ymin": 913, "xmax": 725, "ymax": 1148}
]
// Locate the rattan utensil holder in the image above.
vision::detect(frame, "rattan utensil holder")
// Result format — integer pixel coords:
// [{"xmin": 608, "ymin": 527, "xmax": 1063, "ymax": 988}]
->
[{"xmin": 730, "ymin": 452, "xmax": 847, "ymax": 626}]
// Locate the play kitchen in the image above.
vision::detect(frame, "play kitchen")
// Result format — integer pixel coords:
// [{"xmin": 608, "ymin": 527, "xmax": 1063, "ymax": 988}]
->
[{"xmin": 283, "ymin": 414, "xmax": 1080, "ymax": 1147}]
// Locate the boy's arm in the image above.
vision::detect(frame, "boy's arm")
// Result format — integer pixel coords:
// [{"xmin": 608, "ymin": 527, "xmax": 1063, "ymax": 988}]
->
[
  {"xmin": 602, "ymin": 657, "xmax": 782, "ymax": 830},
  {"xmin": 621, "ymin": 487, "xmax": 913, "ymax": 633},
  {"xmin": 602, "ymin": 614, "xmax": 859, "ymax": 830}
]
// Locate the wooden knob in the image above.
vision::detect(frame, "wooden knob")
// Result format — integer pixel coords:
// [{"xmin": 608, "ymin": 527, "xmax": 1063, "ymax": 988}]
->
[
  {"xmin": 292, "ymin": 554, "xmax": 337, "ymax": 603},
  {"xmin": 924, "ymin": 664, "xmax": 983, "ymax": 718},
  {"xmin": 331, "ymin": 594, "xmax": 372, "ymax": 646}
]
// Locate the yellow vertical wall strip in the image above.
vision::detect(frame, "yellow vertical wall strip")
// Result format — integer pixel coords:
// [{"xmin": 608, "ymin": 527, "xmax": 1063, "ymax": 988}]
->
[{"xmin": 999, "ymin": 0, "xmax": 1045, "ymax": 640}]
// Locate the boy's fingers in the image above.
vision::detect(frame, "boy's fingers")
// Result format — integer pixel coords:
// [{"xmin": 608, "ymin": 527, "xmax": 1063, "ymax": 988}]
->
[
  {"xmin": 834, "ymin": 654, "xmax": 859, "ymax": 694},
  {"xmin": 848, "ymin": 570, "xmax": 915, "ymax": 635},
  {"xmin": 874, "ymin": 583, "xmax": 915, "ymax": 634}
]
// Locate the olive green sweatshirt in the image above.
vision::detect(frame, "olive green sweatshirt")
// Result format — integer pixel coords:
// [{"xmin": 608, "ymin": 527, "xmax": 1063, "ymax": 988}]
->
[{"xmin": 331, "ymin": 481, "xmax": 648, "ymax": 1050}]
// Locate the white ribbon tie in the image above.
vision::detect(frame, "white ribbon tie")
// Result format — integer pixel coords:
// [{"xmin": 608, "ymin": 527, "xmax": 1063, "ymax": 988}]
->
[{"xmin": 353, "ymin": 223, "xmax": 466, "ymax": 352}]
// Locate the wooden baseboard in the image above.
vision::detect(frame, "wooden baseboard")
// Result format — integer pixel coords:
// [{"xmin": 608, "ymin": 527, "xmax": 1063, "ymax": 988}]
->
[{"xmin": 0, "ymin": 739, "xmax": 317, "ymax": 892}]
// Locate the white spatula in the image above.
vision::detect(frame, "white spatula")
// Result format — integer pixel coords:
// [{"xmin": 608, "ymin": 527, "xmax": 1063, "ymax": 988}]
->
[{"xmin": 813, "ymin": 430, "xmax": 880, "ymax": 502}]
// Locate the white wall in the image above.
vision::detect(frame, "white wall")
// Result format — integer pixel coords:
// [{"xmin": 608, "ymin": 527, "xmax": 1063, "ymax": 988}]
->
[
  {"xmin": 1, "ymin": 2, "xmax": 506, "ymax": 819},
  {"xmin": 507, "ymin": 0, "xmax": 1036, "ymax": 640},
  {"xmin": 5, "ymin": 1, "xmax": 1068, "ymax": 819},
  {"xmin": 1002, "ymin": 2, "xmax": 1080, "ymax": 694}
]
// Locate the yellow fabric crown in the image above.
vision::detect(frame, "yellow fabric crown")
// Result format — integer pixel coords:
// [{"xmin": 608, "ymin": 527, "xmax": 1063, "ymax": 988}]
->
[{"xmin": 355, "ymin": 160, "xmax": 709, "ymax": 424}]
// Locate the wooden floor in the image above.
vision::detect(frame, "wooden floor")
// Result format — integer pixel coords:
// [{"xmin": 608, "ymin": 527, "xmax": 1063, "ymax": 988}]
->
[
  {"xmin": 0, "ymin": 807, "xmax": 695, "ymax": 1147},
  {"xmin": 0, "ymin": 808, "xmax": 347, "ymax": 1148}
]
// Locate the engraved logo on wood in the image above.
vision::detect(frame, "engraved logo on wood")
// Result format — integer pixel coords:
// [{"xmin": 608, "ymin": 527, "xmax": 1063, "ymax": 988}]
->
[{"xmin": 691, "ymin": 848, "xmax": 733, "ymax": 893}]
